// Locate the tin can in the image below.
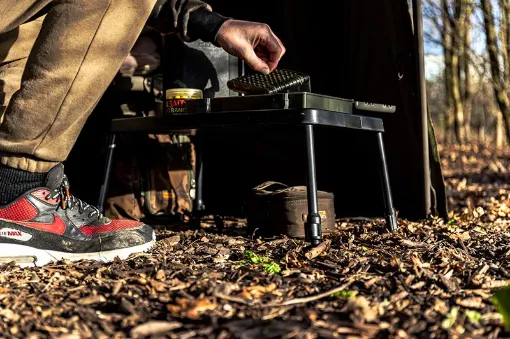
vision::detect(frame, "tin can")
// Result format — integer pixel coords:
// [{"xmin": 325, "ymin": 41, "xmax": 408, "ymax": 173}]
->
[{"xmin": 165, "ymin": 88, "xmax": 203, "ymax": 115}]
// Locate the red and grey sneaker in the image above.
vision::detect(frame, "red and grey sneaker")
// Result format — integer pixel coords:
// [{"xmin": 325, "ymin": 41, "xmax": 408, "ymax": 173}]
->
[{"xmin": 0, "ymin": 163, "xmax": 155, "ymax": 267}]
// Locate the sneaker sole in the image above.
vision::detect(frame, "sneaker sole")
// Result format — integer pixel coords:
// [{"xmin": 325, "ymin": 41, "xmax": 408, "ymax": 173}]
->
[{"xmin": 0, "ymin": 239, "xmax": 156, "ymax": 267}]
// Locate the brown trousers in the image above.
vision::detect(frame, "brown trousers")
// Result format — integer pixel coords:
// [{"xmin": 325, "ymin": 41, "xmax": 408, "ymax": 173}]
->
[{"xmin": 0, "ymin": 0, "xmax": 157, "ymax": 172}]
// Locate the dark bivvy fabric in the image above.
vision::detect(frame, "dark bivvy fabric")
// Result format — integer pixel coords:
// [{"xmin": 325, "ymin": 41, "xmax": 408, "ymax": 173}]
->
[{"xmin": 199, "ymin": 0, "xmax": 448, "ymax": 221}]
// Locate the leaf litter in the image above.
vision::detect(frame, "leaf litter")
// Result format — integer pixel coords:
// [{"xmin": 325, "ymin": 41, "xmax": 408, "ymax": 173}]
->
[{"xmin": 0, "ymin": 144, "xmax": 510, "ymax": 338}]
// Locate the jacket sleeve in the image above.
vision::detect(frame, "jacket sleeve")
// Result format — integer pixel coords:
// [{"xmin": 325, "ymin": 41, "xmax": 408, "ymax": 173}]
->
[{"xmin": 147, "ymin": 0, "xmax": 231, "ymax": 44}]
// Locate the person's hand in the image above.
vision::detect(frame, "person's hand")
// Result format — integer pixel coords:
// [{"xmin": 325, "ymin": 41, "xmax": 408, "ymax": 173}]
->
[
  {"xmin": 169, "ymin": 0, "xmax": 212, "ymax": 39},
  {"xmin": 216, "ymin": 20, "xmax": 286, "ymax": 75}
]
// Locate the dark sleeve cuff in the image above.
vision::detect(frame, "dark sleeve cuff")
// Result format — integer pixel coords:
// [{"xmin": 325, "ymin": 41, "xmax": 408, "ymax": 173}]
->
[
  {"xmin": 147, "ymin": 1, "xmax": 231, "ymax": 46},
  {"xmin": 187, "ymin": 8, "xmax": 231, "ymax": 45}
]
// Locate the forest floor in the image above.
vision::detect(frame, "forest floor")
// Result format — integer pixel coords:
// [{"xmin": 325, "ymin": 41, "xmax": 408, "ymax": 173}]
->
[{"xmin": 1, "ymin": 143, "xmax": 510, "ymax": 339}]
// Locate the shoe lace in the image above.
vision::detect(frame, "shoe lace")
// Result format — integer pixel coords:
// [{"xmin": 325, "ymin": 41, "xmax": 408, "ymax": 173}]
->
[{"xmin": 45, "ymin": 175, "xmax": 101, "ymax": 219}]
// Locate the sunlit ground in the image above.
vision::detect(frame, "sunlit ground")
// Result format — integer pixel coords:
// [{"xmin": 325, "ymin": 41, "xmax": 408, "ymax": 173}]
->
[{"xmin": 0, "ymin": 143, "xmax": 509, "ymax": 339}]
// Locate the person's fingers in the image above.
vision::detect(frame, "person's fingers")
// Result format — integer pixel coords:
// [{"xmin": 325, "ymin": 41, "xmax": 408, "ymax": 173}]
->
[
  {"xmin": 175, "ymin": 0, "xmax": 184, "ymax": 13},
  {"xmin": 179, "ymin": 11, "xmax": 191, "ymax": 38},
  {"xmin": 257, "ymin": 28, "xmax": 285, "ymax": 71},
  {"xmin": 170, "ymin": 0, "xmax": 179, "ymax": 27},
  {"xmin": 178, "ymin": 1, "xmax": 210, "ymax": 39},
  {"xmin": 216, "ymin": 20, "xmax": 286, "ymax": 74},
  {"xmin": 254, "ymin": 44, "xmax": 283, "ymax": 72},
  {"xmin": 240, "ymin": 46, "xmax": 271, "ymax": 75},
  {"xmin": 255, "ymin": 48, "xmax": 269, "ymax": 63},
  {"xmin": 255, "ymin": 46, "xmax": 280, "ymax": 71},
  {"xmin": 265, "ymin": 32, "xmax": 285, "ymax": 57}
]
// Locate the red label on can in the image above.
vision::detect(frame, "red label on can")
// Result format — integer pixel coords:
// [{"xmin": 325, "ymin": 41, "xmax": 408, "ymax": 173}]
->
[{"xmin": 167, "ymin": 99, "xmax": 186, "ymax": 114}]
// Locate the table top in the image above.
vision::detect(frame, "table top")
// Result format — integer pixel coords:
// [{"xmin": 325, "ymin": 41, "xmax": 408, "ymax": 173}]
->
[{"xmin": 110, "ymin": 108, "xmax": 385, "ymax": 133}]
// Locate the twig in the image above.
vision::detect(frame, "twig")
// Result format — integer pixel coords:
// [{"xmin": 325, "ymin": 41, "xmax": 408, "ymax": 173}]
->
[
  {"xmin": 399, "ymin": 239, "xmax": 430, "ymax": 249},
  {"xmin": 235, "ymin": 271, "xmax": 250, "ymax": 283},
  {"xmin": 168, "ymin": 283, "xmax": 190, "ymax": 292},
  {"xmin": 396, "ymin": 276, "xmax": 423, "ymax": 304},
  {"xmin": 262, "ymin": 282, "xmax": 352, "ymax": 307},
  {"xmin": 458, "ymin": 238, "xmax": 474, "ymax": 261},
  {"xmin": 304, "ymin": 240, "xmax": 331, "ymax": 260}
]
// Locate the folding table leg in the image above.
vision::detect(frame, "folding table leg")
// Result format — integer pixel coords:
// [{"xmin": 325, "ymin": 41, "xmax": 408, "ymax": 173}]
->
[
  {"xmin": 193, "ymin": 132, "xmax": 205, "ymax": 212},
  {"xmin": 97, "ymin": 133, "xmax": 117, "ymax": 213},
  {"xmin": 304, "ymin": 124, "xmax": 322, "ymax": 246},
  {"xmin": 376, "ymin": 132, "xmax": 398, "ymax": 232},
  {"xmin": 191, "ymin": 131, "xmax": 205, "ymax": 228}
]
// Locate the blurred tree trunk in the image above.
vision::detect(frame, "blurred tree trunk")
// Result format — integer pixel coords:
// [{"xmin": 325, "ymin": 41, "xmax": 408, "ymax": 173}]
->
[
  {"xmin": 496, "ymin": 113, "xmax": 505, "ymax": 148},
  {"xmin": 441, "ymin": 0, "xmax": 455, "ymax": 143},
  {"xmin": 442, "ymin": 0, "xmax": 467, "ymax": 143},
  {"xmin": 478, "ymin": 104, "xmax": 486, "ymax": 143},
  {"xmin": 482, "ymin": 0, "xmax": 510, "ymax": 144},
  {"xmin": 451, "ymin": 0, "xmax": 466, "ymax": 143},
  {"xmin": 462, "ymin": 1, "xmax": 473, "ymax": 141},
  {"xmin": 498, "ymin": 0, "xmax": 510, "ymax": 87}
]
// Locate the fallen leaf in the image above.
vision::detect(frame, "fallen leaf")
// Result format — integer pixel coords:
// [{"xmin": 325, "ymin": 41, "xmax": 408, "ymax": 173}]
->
[
  {"xmin": 130, "ymin": 321, "xmax": 182, "ymax": 338},
  {"xmin": 455, "ymin": 297, "xmax": 484, "ymax": 309}
]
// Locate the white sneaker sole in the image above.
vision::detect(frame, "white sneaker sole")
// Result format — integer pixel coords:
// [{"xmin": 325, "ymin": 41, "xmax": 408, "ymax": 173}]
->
[{"xmin": 0, "ymin": 239, "xmax": 156, "ymax": 267}]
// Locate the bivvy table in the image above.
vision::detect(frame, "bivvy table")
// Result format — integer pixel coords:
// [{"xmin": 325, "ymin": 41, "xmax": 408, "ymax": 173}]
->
[{"xmin": 97, "ymin": 94, "xmax": 399, "ymax": 246}]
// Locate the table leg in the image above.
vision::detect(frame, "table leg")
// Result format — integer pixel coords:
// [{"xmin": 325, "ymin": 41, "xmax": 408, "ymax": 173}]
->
[
  {"xmin": 191, "ymin": 131, "xmax": 205, "ymax": 228},
  {"xmin": 304, "ymin": 124, "xmax": 322, "ymax": 246},
  {"xmin": 376, "ymin": 132, "xmax": 398, "ymax": 232},
  {"xmin": 97, "ymin": 133, "xmax": 117, "ymax": 213},
  {"xmin": 193, "ymin": 132, "xmax": 205, "ymax": 212}
]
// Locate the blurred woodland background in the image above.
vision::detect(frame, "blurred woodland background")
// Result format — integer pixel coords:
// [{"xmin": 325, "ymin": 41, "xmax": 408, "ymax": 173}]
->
[{"xmin": 424, "ymin": 0, "xmax": 510, "ymax": 148}]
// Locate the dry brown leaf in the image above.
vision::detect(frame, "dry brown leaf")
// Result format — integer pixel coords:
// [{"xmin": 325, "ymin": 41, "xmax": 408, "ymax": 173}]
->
[
  {"xmin": 473, "ymin": 207, "xmax": 485, "ymax": 219},
  {"xmin": 150, "ymin": 280, "xmax": 167, "ymax": 292},
  {"xmin": 457, "ymin": 231, "xmax": 471, "ymax": 241},
  {"xmin": 455, "ymin": 297, "xmax": 484, "ymax": 309},
  {"xmin": 364, "ymin": 276, "xmax": 381, "ymax": 289},
  {"xmin": 344, "ymin": 296, "xmax": 377, "ymax": 323},
  {"xmin": 481, "ymin": 280, "xmax": 508, "ymax": 289},
  {"xmin": 155, "ymin": 270, "xmax": 166, "ymax": 281},
  {"xmin": 471, "ymin": 264, "xmax": 490, "ymax": 286},
  {"xmin": 241, "ymin": 283, "xmax": 277, "ymax": 300},
  {"xmin": 112, "ymin": 281, "xmax": 123, "ymax": 295},
  {"xmin": 0, "ymin": 309, "xmax": 19, "ymax": 322},
  {"xmin": 481, "ymin": 313, "xmax": 504, "ymax": 326},
  {"xmin": 400, "ymin": 240, "xmax": 429, "ymax": 248},
  {"xmin": 390, "ymin": 291, "xmax": 409, "ymax": 303},
  {"xmin": 284, "ymin": 251, "xmax": 303, "ymax": 269},
  {"xmin": 77, "ymin": 295, "xmax": 106, "ymax": 306},
  {"xmin": 130, "ymin": 321, "xmax": 182, "ymax": 338},
  {"xmin": 410, "ymin": 281, "xmax": 426, "ymax": 290},
  {"xmin": 167, "ymin": 298, "xmax": 217, "ymax": 320},
  {"xmin": 433, "ymin": 299, "xmax": 449, "ymax": 315},
  {"xmin": 185, "ymin": 299, "xmax": 217, "ymax": 320},
  {"xmin": 307, "ymin": 311, "xmax": 318, "ymax": 322},
  {"xmin": 159, "ymin": 235, "xmax": 180, "ymax": 247},
  {"xmin": 404, "ymin": 274, "xmax": 416, "ymax": 286}
]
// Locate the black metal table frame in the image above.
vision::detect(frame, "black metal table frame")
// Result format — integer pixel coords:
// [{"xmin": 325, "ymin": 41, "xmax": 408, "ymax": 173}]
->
[{"xmin": 97, "ymin": 108, "xmax": 398, "ymax": 246}]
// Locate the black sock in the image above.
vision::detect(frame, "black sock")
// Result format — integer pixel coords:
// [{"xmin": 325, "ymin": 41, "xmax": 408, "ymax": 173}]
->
[{"xmin": 0, "ymin": 165, "xmax": 46, "ymax": 205}]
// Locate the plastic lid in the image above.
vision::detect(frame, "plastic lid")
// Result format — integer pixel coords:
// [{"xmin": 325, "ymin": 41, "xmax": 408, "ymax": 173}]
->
[{"xmin": 166, "ymin": 88, "xmax": 203, "ymax": 99}]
